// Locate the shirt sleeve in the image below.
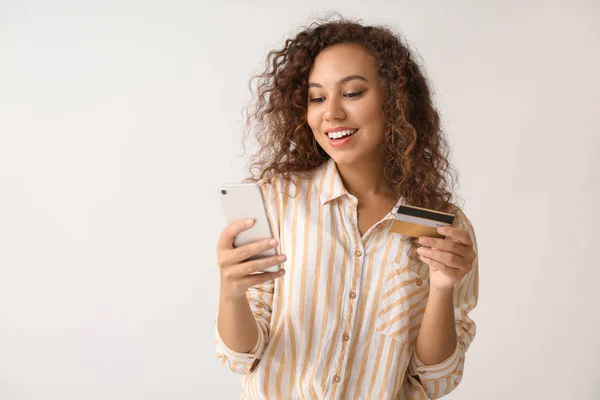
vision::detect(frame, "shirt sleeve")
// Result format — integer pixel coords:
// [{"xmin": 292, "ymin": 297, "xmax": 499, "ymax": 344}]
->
[
  {"xmin": 214, "ymin": 278, "xmax": 275, "ymax": 375},
  {"xmin": 408, "ymin": 208, "xmax": 479, "ymax": 398},
  {"xmin": 214, "ymin": 178, "xmax": 280, "ymax": 375}
]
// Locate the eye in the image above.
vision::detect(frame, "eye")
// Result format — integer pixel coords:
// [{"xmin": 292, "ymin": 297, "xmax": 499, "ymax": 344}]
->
[
  {"xmin": 308, "ymin": 90, "xmax": 365, "ymax": 104},
  {"xmin": 344, "ymin": 91, "xmax": 364, "ymax": 98}
]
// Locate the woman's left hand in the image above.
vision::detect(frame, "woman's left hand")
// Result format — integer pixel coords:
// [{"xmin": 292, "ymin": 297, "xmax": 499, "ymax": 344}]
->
[{"xmin": 417, "ymin": 226, "xmax": 476, "ymax": 292}]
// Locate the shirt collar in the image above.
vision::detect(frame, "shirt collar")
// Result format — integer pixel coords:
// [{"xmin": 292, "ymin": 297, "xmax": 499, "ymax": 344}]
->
[
  {"xmin": 317, "ymin": 158, "xmax": 348, "ymax": 205},
  {"xmin": 317, "ymin": 158, "xmax": 407, "ymax": 216}
]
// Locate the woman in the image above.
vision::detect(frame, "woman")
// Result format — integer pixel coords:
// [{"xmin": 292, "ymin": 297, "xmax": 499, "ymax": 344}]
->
[{"xmin": 214, "ymin": 17, "xmax": 479, "ymax": 400}]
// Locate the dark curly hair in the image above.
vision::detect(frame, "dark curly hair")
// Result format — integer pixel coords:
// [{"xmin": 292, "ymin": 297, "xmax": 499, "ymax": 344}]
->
[{"xmin": 242, "ymin": 14, "xmax": 463, "ymax": 259}]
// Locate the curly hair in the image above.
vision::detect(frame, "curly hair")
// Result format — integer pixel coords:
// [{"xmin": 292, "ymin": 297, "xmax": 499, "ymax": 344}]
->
[{"xmin": 242, "ymin": 15, "xmax": 463, "ymax": 259}]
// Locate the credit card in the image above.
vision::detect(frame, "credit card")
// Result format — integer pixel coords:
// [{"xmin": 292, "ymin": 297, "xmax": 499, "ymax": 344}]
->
[{"xmin": 389, "ymin": 204, "xmax": 455, "ymax": 238}]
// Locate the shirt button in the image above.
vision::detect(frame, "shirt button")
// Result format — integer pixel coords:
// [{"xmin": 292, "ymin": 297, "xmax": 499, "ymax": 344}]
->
[
  {"xmin": 349, "ymin": 291, "xmax": 357, "ymax": 299},
  {"xmin": 354, "ymin": 250, "xmax": 362, "ymax": 257},
  {"xmin": 333, "ymin": 375, "xmax": 341, "ymax": 383},
  {"xmin": 416, "ymin": 278, "xmax": 423, "ymax": 286},
  {"xmin": 342, "ymin": 333, "xmax": 350, "ymax": 342}
]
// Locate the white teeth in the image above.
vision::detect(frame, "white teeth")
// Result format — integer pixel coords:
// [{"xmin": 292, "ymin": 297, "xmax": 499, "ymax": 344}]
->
[{"xmin": 328, "ymin": 129, "xmax": 357, "ymax": 139}]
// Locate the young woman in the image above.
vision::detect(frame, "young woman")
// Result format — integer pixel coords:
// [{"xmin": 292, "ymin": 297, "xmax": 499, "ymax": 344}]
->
[{"xmin": 214, "ymin": 17, "xmax": 479, "ymax": 400}]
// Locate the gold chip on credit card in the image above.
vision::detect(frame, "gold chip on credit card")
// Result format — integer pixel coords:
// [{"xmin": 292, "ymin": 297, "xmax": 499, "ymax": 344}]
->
[{"xmin": 389, "ymin": 204, "xmax": 455, "ymax": 238}]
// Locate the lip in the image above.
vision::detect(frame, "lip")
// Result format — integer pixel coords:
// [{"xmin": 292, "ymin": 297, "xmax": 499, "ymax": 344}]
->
[
  {"xmin": 327, "ymin": 129, "xmax": 358, "ymax": 147},
  {"xmin": 325, "ymin": 126, "xmax": 358, "ymax": 133}
]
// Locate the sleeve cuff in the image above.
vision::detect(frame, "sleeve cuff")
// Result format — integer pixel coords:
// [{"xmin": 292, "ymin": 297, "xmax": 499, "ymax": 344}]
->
[
  {"xmin": 411, "ymin": 343, "xmax": 462, "ymax": 382},
  {"xmin": 215, "ymin": 317, "xmax": 264, "ymax": 359}
]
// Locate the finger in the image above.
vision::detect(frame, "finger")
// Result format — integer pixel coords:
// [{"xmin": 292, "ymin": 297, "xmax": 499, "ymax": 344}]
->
[
  {"xmin": 239, "ymin": 269, "xmax": 286, "ymax": 288},
  {"xmin": 229, "ymin": 238, "xmax": 279, "ymax": 265},
  {"xmin": 417, "ymin": 247, "xmax": 470, "ymax": 271},
  {"xmin": 419, "ymin": 254, "xmax": 448, "ymax": 272},
  {"xmin": 232, "ymin": 254, "xmax": 287, "ymax": 278},
  {"xmin": 418, "ymin": 236, "xmax": 470, "ymax": 258},
  {"xmin": 420, "ymin": 256, "xmax": 461, "ymax": 279},
  {"xmin": 437, "ymin": 226, "xmax": 472, "ymax": 247},
  {"xmin": 217, "ymin": 219, "xmax": 255, "ymax": 251}
]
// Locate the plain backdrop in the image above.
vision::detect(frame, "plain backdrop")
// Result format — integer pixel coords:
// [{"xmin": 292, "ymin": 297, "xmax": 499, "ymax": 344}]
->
[{"xmin": 1, "ymin": 1, "xmax": 599, "ymax": 399}]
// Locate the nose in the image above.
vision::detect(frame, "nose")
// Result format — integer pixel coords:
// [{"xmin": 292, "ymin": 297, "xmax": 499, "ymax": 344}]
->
[{"xmin": 323, "ymin": 96, "xmax": 346, "ymax": 121}]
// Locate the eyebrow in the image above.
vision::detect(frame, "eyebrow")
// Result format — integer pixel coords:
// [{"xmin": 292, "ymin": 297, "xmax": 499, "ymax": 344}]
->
[{"xmin": 308, "ymin": 75, "xmax": 368, "ymax": 88}]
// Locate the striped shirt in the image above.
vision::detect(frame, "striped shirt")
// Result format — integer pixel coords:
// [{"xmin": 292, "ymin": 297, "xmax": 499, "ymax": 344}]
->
[{"xmin": 214, "ymin": 158, "xmax": 479, "ymax": 399}]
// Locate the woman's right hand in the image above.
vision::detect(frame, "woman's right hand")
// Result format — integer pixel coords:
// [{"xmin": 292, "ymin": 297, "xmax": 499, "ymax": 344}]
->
[{"xmin": 216, "ymin": 219, "xmax": 286, "ymax": 301}]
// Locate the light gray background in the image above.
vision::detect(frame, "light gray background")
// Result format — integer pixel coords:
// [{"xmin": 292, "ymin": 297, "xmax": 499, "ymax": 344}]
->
[{"xmin": 1, "ymin": 1, "xmax": 599, "ymax": 399}]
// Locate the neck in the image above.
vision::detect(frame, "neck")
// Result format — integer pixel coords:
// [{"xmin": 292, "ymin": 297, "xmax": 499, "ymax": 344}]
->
[{"xmin": 335, "ymin": 157, "xmax": 394, "ymax": 203}]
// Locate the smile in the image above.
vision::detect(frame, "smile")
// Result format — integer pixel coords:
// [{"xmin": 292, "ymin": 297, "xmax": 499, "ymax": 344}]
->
[{"xmin": 327, "ymin": 129, "xmax": 358, "ymax": 140}]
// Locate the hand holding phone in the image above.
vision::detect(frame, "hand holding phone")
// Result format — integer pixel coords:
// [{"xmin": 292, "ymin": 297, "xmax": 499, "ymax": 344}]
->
[
  {"xmin": 216, "ymin": 219, "xmax": 287, "ymax": 300},
  {"xmin": 216, "ymin": 183, "xmax": 286, "ymax": 300},
  {"xmin": 219, "ymin": 183, "xmax": 280, "ymax": 270}
]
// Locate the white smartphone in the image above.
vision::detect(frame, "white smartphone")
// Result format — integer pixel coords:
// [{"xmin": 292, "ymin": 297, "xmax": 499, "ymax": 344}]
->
[{"xmin": 219, "ymin": 183, "xmax": 280, "ymax": 273}]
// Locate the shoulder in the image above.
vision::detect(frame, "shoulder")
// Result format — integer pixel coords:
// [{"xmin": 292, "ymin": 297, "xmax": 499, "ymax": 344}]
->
[
  {"xmin": 256, "ymin": 168, "xmax": 322, "ymax": 201},
  {"xmin": 256, "ymin": 174, "xmax": 290, "ymax": 203}
]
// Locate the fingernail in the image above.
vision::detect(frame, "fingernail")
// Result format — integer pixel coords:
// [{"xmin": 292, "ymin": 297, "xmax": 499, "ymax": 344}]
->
[
  {"xmin": 246, "ymin": 219, "xmax": 254, "ymax": 226},
  {"xmin": 279, "ymin": 269, "xmax": 286, "ymax": 275},
  {"xmin": 278, "ymin": 255, "xmax": 287, "ymax": 262},
  {"xmin": 269, "ymin": 239, "xmax": 278, "ymax": 247}
]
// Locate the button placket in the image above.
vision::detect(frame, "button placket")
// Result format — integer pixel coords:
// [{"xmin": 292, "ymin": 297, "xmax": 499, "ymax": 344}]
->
[{"xmin": 333, "ymin": 199, "xmax": 362, "ymax": 394}]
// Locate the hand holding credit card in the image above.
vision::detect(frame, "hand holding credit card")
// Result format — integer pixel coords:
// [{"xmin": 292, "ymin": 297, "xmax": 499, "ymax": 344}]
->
[{"xmin": 390, "ymin": 204, "xmax": 455, "ymax": 239}]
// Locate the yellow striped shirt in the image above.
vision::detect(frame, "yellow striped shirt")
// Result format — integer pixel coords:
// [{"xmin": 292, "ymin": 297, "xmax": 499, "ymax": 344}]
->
[{"xmin": 215, "ymin": 158, "xmax": 479, "ymax": 399}]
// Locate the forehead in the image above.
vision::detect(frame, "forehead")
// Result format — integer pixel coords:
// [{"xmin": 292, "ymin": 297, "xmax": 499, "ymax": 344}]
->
[{"xmin": 308, "ymin": 43, "xmax": 379, "ymax": 83}]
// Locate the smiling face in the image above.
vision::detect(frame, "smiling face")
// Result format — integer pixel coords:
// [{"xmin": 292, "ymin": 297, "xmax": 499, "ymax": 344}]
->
[{"xmin": 306, "ymin": 43, "xmax": 387, "ymax": 166}]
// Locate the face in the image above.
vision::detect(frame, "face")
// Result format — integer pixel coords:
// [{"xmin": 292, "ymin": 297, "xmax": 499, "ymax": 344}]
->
[{"xmin": 306, "ymin": 43, "xmax": 387, "ymax": 166}]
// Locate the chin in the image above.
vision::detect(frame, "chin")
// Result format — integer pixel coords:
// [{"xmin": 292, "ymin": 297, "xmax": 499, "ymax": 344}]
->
[
  {"xmin": 327, "ymin": 151, "xmax": 365, "ymax": 166},
  {"xmin": 327, "ymin": 145, "xmax": 386, "ymax": 167}
]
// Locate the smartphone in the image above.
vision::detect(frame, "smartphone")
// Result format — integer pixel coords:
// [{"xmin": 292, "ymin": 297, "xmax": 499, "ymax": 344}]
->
[{"xmin": 219, "ymin": 183, "xmax": 280, "ymax": 273}]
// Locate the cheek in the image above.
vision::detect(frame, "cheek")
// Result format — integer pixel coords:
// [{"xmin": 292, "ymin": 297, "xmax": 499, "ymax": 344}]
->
[
  {"xmin": 358, "ymin": 102, "xmax": 386, "ymax": 134},
  {"xmin": 306, "ymin": 107, "xmax": 316, "ymax": 124},
  {"xmin": 306, "ymin": 107, "xmax": 321, "ymax": 134},
  {"xmin": 359, "ymin": 99, "xmax": 384, "ymax": 121}
]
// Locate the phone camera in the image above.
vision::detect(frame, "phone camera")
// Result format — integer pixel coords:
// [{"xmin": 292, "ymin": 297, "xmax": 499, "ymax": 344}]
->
[{"xmin": 221, "ymin": 189, "xmax": 227, "ymax": 195}]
